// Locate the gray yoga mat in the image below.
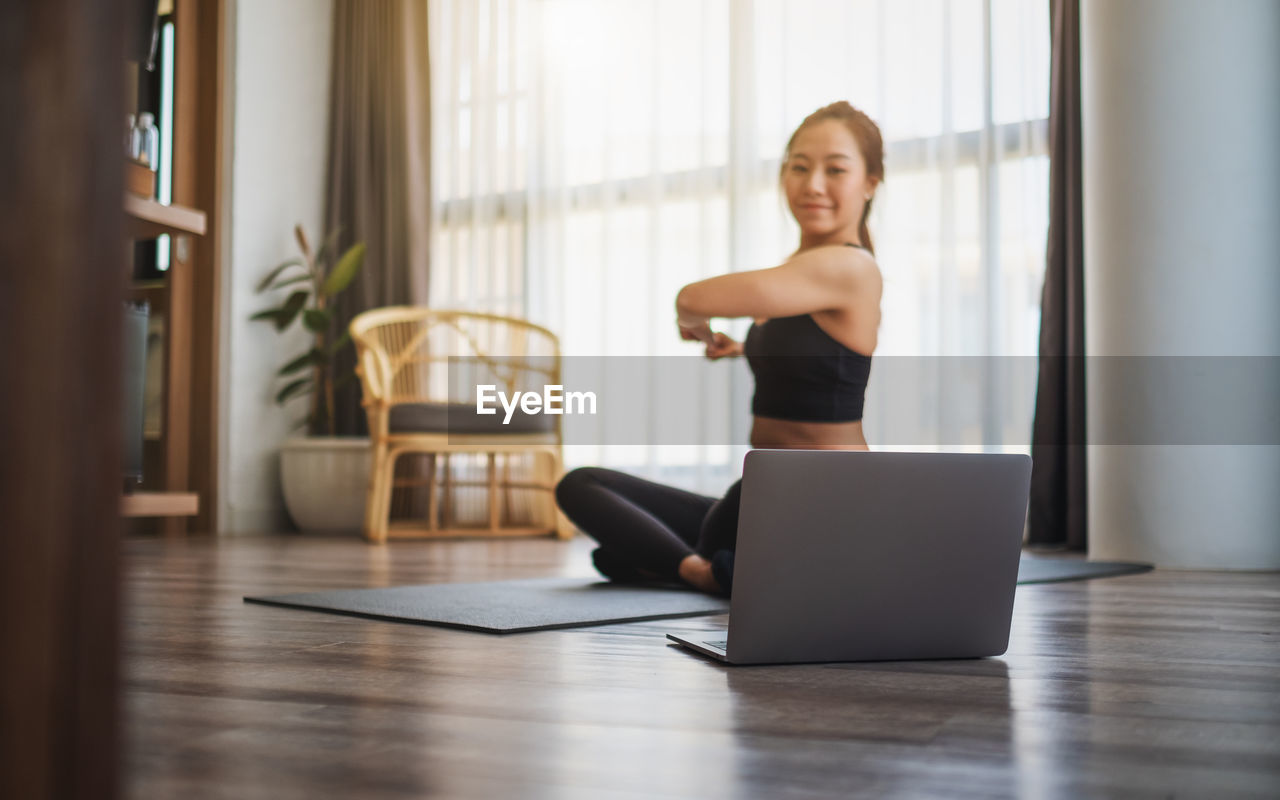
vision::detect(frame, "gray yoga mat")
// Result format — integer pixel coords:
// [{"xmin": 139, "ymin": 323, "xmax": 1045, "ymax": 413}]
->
[
  {"xmin": 246, "ymin": 578, "xmax": 730, "ymax": 634},
  {"xmin": 244, "ymin": 557, "xmax": 1150, "ymax": 634},
  {"xmin": 1017, "ymin": 556, "xmax": 1152, "ymax": 584}
]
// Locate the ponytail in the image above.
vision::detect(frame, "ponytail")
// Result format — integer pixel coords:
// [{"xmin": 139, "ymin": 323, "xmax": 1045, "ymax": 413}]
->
[{"xmin": 858, "ymin": 199, "xmax": 875, "ymax": 256}]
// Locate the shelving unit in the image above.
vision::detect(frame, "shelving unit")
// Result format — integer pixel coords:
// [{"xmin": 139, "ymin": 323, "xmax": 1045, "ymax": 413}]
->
[
  {"xmin": 124, "ymin": 194, "xmax": 207, "ymax": 239},
  {"xmin": 121, "ymin": 491, "xmax": 199, "ymax": 517},
  {"xmin": 118, "ymin": 0, "xmax": 224, "ymax": 532},
  {"xmin": 123, "ymin": 194, "xmax": 206, "ymax": 520}
]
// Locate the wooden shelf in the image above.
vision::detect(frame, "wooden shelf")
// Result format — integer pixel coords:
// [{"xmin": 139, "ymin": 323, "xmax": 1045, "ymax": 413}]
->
[
  {"xmin": 123, "ymin": 195, "xmax": 207, "ymax": 526},
  {"xmin": 124, "ymin": 194, "xmax": 206, "ymax": 239},
  {"xmin": 121, "ymin": 491, "xmax": 199, "ymax": 518}
]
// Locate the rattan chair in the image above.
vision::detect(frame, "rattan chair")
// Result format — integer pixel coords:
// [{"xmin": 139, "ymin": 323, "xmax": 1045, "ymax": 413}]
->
[{"xmin": 350, "ymin": 307, "xmax": 572, "ymax": 543}]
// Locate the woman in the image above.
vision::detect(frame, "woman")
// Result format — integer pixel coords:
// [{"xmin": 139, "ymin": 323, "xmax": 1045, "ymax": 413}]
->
[{"xmin": 554, "ymin": 101, "xmax": 884, "ymax": 595}]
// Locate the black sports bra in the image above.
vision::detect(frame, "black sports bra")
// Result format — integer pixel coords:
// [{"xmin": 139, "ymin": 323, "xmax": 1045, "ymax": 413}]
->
[{"xmin": 742, "ymin": 243, "xmax": 872, "ymax": 422}]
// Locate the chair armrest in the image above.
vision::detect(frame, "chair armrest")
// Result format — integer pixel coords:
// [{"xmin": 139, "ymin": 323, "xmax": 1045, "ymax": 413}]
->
[{"xmin": 357, "ymin": 346, "xmax": 394, "ymax": 404}]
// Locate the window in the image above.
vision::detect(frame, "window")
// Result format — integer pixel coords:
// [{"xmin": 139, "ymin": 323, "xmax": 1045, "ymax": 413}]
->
[{"xmin": 431, "ymin": 0, "xmax": 1050, "ymax": 484}]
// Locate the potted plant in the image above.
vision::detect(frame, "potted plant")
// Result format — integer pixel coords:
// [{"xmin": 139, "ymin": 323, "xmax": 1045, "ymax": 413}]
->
[{"xmin": 254, "ymin": 225, "xmax": 369, "ymax": 532}]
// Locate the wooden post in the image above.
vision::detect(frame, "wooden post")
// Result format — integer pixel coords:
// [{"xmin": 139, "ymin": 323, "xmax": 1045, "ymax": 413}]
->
[
  {"xmin": 177, "ymin": 0, "xmax": 227, "ymax": 536},
  {"xmin": 0, "ymin": 1, "xmax": 124, "ymax": 797}
]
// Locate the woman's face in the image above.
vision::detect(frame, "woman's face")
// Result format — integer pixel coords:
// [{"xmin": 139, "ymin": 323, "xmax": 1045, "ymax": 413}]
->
[{"xmin": 783, "ymin": 120, "xmax": 876, "ymax": 239}]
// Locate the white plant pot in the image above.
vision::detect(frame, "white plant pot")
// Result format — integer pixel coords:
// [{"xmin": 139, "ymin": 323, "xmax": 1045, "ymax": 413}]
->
[{"xmin": 280, "ymin": 436, "xmax": 371, "ymax": 533}]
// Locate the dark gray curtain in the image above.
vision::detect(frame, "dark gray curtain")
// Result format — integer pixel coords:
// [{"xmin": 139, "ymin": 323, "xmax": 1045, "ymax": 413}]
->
[
  {"xmin": 325, "ymin": 0, "xmax": 432, "ymax": 436},
  {"xmin": 1028, "ymin": 0, "xmax": 1087, "ymax": 549}
]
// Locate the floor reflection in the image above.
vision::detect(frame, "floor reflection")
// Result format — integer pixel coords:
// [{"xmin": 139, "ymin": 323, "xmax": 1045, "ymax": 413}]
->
[
  {"xmin": 721, "ymin": 657, "xmax": 1012, "ymax": 796},
  {"xmin": 123, "ymin": 535, "xmax": 1277, "ymax": 798}
]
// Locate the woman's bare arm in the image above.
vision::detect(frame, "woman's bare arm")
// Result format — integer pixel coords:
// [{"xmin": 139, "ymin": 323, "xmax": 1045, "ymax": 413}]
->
[{"xmin": 675, "ymin": 244, "xmax": 880, "ymax": 323}]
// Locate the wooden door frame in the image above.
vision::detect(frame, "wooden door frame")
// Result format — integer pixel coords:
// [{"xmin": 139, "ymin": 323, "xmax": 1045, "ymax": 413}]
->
[{"xmin": 169, "ymin": 0, "xmax": 226, "ymax": 534}]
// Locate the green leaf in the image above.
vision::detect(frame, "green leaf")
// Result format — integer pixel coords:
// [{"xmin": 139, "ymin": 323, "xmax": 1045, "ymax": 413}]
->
[
  {"xmin": 302, "ymin": 308, "xmax": 332, "ymax": 334},
  {"xmin": 275, "ymin": 377, "xmax": 313, "ymax": 405},
  {"xmin": 255, "ymin": 259, "xmax": 304, "ymax": 293},
  {"xmin": 267, "ymin": 273, "xmax": 316, "ymax": 292},
  {"xmin": 327, "ymin": 330, "xmax": 352, "ymax": 355},
  {"xmin": 277, "ymin": 349, "xmax": 325, "ymax": 377},
  {"xmin": 250, "ymin": 307, "xmax": 283, "ymax": 324},
  {"xmin": 273, "ymin": 290, "xmax": 310, "ymax": 331},
  {"xmin": 321, "ymin": 242, "xmax": 366, "ymax": 297},
  {"xmin": 315, "ymin": 227, "xmax": 344, "ymax": 268}
]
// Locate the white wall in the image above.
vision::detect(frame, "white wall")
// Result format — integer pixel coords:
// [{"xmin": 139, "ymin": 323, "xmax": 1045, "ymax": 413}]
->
[
  {"xmin": 1082, "ymin": 0, "xmax": 1280, "ymax": 567},
  {"xmin": 219, "ymin": 0, "xmax": 333, "ymax": 533}
]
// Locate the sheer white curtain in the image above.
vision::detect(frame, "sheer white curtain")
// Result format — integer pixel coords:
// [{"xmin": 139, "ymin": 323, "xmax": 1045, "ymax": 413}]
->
[{"xmin": 430, "ymin": 0, "xmax": 1050, "ymax": 490}]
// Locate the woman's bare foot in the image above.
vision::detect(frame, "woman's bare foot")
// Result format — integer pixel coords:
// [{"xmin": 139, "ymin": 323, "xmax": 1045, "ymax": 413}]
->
[{"xmin": 678, "ymin": 554, "xmax": 723, "ymax": 595}]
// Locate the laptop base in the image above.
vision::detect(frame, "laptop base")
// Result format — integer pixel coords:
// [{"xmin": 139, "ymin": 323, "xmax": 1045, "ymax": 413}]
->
[{"xmin": 666, "ymin": 633, "xmax": 729, "ymax": 663}]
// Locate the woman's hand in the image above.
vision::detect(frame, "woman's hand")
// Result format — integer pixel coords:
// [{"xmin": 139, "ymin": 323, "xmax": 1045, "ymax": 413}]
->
[
  {"xmin": 703, "ymin": 332, "xmax": 743, "ymax": 360},
  {"xmin": 677, "ymin": 316, "xmax": 716, "ymax": 345}
]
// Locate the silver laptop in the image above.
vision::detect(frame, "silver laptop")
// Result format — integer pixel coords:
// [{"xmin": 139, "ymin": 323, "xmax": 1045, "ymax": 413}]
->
[{"xmin": 667, "ymin": 449, "xmax": 1032, "ymax": 665}]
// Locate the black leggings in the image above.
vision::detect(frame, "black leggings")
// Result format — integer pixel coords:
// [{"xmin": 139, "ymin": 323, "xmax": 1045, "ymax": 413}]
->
[{"xmin": 554, "ymin": 467, "xmax": 742, "ymax": 579}]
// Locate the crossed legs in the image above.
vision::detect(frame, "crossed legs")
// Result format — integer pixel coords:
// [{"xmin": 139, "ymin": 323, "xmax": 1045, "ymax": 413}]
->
[{"xmin": 554, "ymin": 467, "xmax": 743, "ymax": 594}]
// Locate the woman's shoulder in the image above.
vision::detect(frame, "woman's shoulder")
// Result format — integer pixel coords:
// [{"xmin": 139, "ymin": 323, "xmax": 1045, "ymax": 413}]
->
[
  {"xmin": 787, "ymin": 242, "xmax": 878, "ymax": 271},
  {"xmin": 839, "ymin": 242, "xmax": 878, "ymax": 265},
  {"xmin": 831, "ymin": 243, "xmax": 882, "ymax": 292},
  {"xmin": 776, "ymin": 243, "xmax": 881, "ymax": 305}
]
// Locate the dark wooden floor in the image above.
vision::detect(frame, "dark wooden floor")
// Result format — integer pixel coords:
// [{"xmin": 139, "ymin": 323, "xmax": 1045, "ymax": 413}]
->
[{"xmin": 123, "ymin": 534, "xmax": 1280, "ymax": 799}]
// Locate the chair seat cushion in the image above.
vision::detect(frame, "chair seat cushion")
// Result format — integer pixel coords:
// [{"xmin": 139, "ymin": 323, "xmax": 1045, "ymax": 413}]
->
[{"xmin": 387, "ymin": 402, "xmax": 555, "ymax": 435}]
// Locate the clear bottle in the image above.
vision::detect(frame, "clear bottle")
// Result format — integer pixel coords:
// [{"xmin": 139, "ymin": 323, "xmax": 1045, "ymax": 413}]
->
[
  {"xmin": 136, "ymin": 112, "xmax": 159, "ymax": 170},
  {"xmin": 125, "ymin": 113, "xmax": 137, "ymax": 159}
]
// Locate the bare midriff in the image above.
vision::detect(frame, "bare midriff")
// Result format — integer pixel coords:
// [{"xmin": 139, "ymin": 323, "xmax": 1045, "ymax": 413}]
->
[{"xmin": 749, "ymin": 416, "xmax": 869, "ymax": 451}]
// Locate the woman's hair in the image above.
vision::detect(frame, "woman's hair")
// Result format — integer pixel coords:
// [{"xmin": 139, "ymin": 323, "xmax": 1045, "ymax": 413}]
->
[{"xmin": 780, "ymin": 101, "xmax": 885, "ymax": 254}]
